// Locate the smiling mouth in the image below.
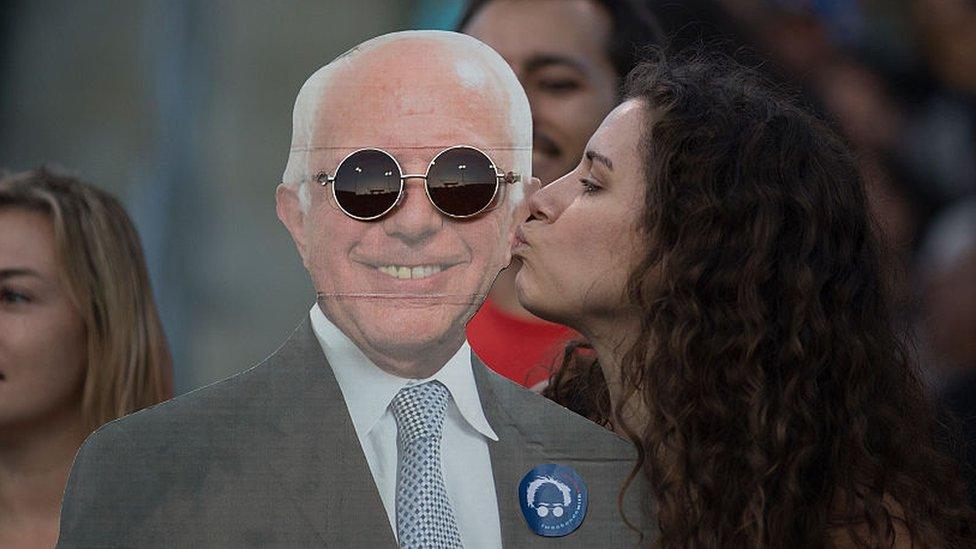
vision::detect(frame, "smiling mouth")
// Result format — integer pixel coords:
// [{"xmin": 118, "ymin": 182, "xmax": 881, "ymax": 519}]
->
[{"xmin": 374, "ymin": 264, "xmax": 453, "ymax": 280}]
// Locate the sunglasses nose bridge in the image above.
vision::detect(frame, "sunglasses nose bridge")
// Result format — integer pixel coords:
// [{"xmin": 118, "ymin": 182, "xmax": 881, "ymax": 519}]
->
[{"xmin": 399, "ymin": 173, "xmax": 429, "ymax": 181}]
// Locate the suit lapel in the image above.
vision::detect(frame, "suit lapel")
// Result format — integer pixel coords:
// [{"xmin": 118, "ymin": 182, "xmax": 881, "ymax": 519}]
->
[
  {"xmin": 472, "ymin": 352, "xmax": 548, "ymax": 547},
  {"xmin": 265, "ymin": 319, "xmax": 396, "ymax": 547}
]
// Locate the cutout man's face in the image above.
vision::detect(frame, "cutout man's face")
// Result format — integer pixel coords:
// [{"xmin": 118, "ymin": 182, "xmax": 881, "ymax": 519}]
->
[{"xmin": 285, "ymin": 40, "xmax": 529, "ymax": 368}]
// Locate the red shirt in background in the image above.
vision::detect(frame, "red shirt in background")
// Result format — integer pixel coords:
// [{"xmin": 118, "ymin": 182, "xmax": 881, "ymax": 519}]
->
[{"xmin": 466, "ymin": 297, "xmax": 579, "ymax": 389}]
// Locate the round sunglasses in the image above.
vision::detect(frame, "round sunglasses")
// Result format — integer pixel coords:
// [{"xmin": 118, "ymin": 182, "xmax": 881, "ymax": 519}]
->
[{"xmin": 315, "ymin": 146, "xmax": 521, "ymax": 221}]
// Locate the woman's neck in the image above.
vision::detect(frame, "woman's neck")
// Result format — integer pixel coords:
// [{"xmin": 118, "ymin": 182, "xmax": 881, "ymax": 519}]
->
[
  {"xmin": 581, "ymin": 315, "xmax": 648, "ymax": 434},
  {"xmin": 0, "ymin": 406, "xmax": 89, "ymax": 546}
]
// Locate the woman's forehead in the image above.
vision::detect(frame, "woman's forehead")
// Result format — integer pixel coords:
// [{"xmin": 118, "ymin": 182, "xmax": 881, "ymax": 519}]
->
[
  {"xmin": 588, "ymin": 101, "xmax": 645, "ymax": 152},
  {"xmin": 0, "ymin": 209, "xmax": 57, "ymax": 273}
]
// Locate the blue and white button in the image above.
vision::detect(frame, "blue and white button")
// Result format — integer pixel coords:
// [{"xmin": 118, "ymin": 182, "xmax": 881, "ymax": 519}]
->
[{"xmin": 518, "ymin": 463, "xmax": 588, "ymax": 537}]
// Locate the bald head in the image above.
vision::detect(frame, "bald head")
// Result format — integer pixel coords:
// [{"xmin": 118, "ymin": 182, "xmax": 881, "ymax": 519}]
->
[
  {"xmin": 275, "ymin": 31, "xmax": 538, "ymax": 378},
  {"xmin": 282, "ymin": 31, "xmax": 532, "ymax": 209}
]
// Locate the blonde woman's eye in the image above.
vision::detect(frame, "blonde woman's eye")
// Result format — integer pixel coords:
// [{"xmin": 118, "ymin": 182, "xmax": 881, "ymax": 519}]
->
[{"xmin": 0, "ymin": 289, "xmax": 32, "ymax": 304}]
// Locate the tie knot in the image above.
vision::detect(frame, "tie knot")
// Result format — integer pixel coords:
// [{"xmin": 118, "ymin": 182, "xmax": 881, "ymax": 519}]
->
[{"xmin": 391, "ymin": 380, "xmax": 451, "ymax": 443}]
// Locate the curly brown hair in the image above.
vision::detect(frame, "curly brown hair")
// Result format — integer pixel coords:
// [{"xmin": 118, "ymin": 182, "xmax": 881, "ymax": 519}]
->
[{"xmin": 544, "ymin": 51, "xmax": 975, "ymax": 547}]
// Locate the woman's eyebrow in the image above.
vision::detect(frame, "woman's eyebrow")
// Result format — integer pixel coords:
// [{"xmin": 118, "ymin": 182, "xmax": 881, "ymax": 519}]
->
[
  {"xmin": 0, "ymin": 267, "xmax": 43, "ymax": 280},
  {"xmin": 585, "ymin": 149, "xmax": 614, "ymax": 171}
]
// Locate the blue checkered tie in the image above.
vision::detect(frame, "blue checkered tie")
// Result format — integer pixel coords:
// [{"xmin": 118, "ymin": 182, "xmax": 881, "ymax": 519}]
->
[{"xmin": 391, "ymin": 381, "xmax": 463, "ymax": 548}]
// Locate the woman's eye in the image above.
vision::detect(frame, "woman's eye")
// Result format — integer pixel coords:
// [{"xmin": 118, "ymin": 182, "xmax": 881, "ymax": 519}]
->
[
  {"xmin": 580, "ymin": 178, "xmax": 601, "ymax": 194},
  {"xmin": 0, "ymin": 289, "xmax": 33, "ymax": 304}
]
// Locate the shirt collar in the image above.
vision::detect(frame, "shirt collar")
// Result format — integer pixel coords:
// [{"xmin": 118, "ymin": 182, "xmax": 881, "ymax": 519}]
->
[{"xmin": 309, "ymin": 304, "xmax": 498, "ymax": 442}]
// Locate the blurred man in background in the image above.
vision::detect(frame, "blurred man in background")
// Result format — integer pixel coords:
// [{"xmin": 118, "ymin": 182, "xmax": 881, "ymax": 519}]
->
[{"xmin": 460, "ymin": 0, "xmax": 662, "ymax": 388}]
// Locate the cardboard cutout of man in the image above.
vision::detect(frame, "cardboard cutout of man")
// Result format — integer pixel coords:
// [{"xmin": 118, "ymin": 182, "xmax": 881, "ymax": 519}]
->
[{"xmin": 57, "ymin": 31, "xmax": 645, "ymax": 547}]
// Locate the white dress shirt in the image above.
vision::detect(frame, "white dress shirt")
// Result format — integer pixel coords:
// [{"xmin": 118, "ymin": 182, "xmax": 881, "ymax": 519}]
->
[{"xmin": 309, "ymin": 305, "xmax": 503, "ymax": 548}]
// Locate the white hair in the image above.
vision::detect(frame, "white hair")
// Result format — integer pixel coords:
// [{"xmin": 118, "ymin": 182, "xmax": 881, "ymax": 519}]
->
[
  {"xmin": 281, "ymin": 30, "xmax": 532, "ymax": 213},
  {"xmin": 526, "ymin": 476, "xmax": 572, "ymax": 507}
]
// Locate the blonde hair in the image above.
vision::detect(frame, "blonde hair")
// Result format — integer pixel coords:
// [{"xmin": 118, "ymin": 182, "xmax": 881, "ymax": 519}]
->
[{"xmin": 0, "ymin": 168, "xmax": 173, "ymax": 432}]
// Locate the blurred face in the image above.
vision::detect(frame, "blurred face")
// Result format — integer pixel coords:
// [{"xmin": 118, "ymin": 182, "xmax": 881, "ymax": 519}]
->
[
  {"xmin": 0, "ymin": 208, "xmax": 87, "ymax": 431},
  {"xmin": 465, "ymin": 0, "xmax": 619, "ymax": 185},
  {"xmin": 278, "ymin": 40, "xmax": 529, "ymax": 370},
  {"xmin": 514, "ymin": 100, "xmax": 645, "ymax": 327}
]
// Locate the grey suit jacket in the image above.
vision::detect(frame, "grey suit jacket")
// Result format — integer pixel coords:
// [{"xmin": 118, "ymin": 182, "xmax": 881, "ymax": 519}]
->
[{"xmin": 58, "ymin": 318, "xmax": 651, "ymax": 547}]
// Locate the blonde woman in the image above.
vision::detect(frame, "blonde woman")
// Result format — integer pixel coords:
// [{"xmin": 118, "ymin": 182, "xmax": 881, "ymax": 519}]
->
[{"xmin": 0, "ymin": 168, "xmax": 172, "ymax": 548}]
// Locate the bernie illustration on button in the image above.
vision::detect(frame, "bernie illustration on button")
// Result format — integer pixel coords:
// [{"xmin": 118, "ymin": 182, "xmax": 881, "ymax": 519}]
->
[{"xmin": 518, "ymin": 463, "xmax": 588, "ymax": 537}]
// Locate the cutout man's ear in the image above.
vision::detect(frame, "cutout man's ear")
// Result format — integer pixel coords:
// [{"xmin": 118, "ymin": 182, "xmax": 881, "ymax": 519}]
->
[{"xmin": 276, "ymin": 183, "xmax": 307, "ymax": 262}]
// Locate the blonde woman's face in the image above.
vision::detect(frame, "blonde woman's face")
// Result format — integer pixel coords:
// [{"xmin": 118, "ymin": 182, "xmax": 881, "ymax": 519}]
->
[{"xmin": 0, "ymin": 209, "xmax": 87, "ymax": 432}]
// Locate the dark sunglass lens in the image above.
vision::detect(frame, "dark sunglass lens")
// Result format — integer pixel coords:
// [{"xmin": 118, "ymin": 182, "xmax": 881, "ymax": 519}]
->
[
  {"xmin": 332, "ymin": 150, "xmax": 401, "ymax": 219},
  {"xmin": 427, "ymin": 147, "xmax": 499, "ymax": 217}
]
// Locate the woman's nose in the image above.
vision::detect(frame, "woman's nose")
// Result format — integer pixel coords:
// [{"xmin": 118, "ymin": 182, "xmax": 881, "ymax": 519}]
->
[{"xmin": 527, "ymin": 171, "xmax": 573, "ymax": 223}]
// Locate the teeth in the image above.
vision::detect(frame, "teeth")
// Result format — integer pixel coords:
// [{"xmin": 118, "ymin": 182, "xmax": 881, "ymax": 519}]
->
[{"xmin": 377, "ymin": 265, "xmax": 444, "ymax": 279}]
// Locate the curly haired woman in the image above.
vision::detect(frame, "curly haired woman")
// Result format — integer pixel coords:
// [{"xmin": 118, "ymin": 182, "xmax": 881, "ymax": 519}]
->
[{"xmin": 514, "ymin": 52, "xmax": 976, "ymax": 547}]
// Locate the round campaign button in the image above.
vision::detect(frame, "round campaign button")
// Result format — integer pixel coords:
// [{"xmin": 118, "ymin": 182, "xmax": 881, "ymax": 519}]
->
[{"xmin": 518, "ymin": 463, "xmax": 588, "ymax": 537}]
